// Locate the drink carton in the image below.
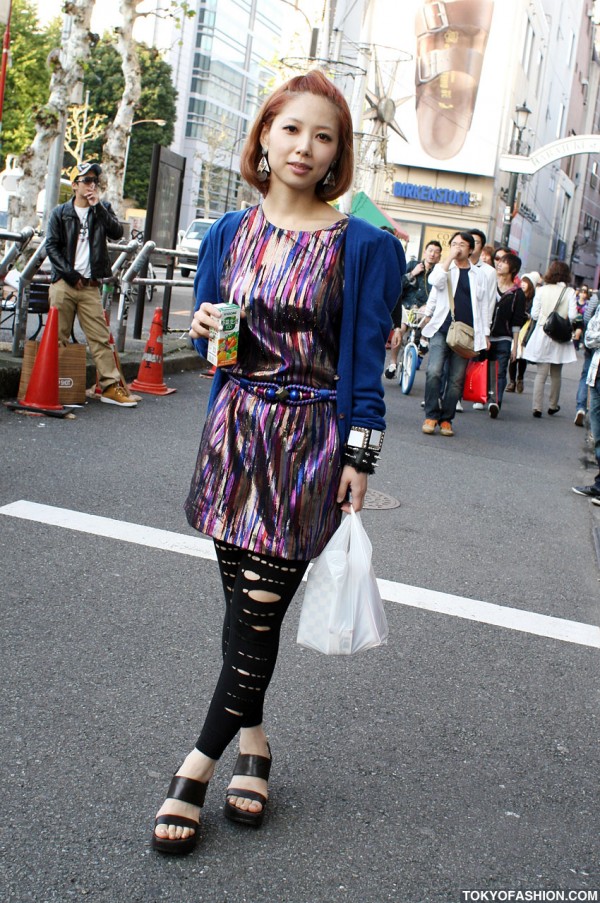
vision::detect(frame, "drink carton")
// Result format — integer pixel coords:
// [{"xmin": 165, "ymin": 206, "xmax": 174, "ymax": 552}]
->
[{"xmin": 207, "ymin": 303, "xmax": 240, "ymax": 367}]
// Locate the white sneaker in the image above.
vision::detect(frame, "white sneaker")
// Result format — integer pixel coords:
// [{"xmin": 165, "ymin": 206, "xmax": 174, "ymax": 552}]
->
[
  {"xmin": 574, "ymin": 409, "xmax": 585, "ymax": 427},
  {"xmin": 455, "ymin": 400, "xmax": 463, "ymax": 412},
  {"xmin": 473, "ymin": 403, "xmax": 484, "ymax": 410}
]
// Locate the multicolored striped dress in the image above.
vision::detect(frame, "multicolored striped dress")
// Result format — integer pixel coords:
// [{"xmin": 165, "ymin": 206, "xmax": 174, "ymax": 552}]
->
[{"xmin": 185, "ymin": 205, "xmax": 348, "ymax": 561}]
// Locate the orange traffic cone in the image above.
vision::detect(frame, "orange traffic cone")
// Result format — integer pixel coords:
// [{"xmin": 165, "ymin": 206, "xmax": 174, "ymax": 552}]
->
[
  {"xmin": 6, "ymin": 307, "xmax": 68, "ymax": 417},
  {"xmin": 129, "ymin": 307, "xmax": 176, "ymax": 396}
]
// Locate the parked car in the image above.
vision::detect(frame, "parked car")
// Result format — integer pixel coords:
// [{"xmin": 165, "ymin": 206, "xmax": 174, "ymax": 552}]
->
[{"xmin": 175, "ymin": 218, "xmax": 214, "ymax": 277}]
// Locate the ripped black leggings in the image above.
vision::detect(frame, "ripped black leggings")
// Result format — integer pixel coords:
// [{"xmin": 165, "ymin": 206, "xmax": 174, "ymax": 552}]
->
[{"xmin": 195, "ymin": 540, "xmax": 309, "ymax": 760}]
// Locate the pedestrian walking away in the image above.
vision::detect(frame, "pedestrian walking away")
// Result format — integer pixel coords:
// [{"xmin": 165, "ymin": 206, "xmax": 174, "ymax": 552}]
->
[
  {"xmin": 151, "ymin": 70, "xmax": 405, "ymax": 856},
  {"xmin": 523, "ymin": 261, "xmax": 580, "ymax": 418},
  {"xmin": 420, "ymin": 231, "xmax": 489, "ymax": 436},
  {"xmin": 45, "ymin": 161, "xmax": 137, "ymax": 407}
]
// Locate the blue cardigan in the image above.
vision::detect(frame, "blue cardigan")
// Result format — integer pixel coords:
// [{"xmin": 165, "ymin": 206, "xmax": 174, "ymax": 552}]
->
[{"xmin": 192, "ymin": 208, "xmax": 406, "ymax": 447}]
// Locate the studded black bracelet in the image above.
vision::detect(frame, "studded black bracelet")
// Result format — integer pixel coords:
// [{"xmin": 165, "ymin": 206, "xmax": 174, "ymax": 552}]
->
[{"xmin": 342, "ymin": 426, "xmax": 384, "ymax": 474}]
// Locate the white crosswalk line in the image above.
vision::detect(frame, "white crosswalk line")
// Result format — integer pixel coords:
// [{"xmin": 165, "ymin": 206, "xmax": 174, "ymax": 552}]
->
[{"xmin": 2, "ymin": 499, "xmax": 599, "ymax": 650}]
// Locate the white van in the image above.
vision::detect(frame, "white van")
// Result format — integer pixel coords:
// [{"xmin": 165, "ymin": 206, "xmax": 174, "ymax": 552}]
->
[{"xmin": 175, "ymin": 218, "xmax": 214, "ymax": 277}]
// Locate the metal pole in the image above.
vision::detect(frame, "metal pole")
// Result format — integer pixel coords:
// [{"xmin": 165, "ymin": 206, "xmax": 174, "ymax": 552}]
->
[
  {"xmin": 500, "ymin": 170, "xmax": 518, "ymax": 248},
  {"xmin": 500, "ymin": 124, "xmax": 527, "ymax": 249},
  {"xmin": 12, "ymin": 238, "xmax": 47, "ymax": 356}
]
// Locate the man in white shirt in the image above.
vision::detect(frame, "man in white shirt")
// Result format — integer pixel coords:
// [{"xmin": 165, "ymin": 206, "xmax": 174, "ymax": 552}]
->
[
  {"xmin": 45, "ymin": 161, "xmax": 137, "ymax": 407},
  {"xmin": 420, "ymin": 231, "xmax": 489, "ymax": 436}
]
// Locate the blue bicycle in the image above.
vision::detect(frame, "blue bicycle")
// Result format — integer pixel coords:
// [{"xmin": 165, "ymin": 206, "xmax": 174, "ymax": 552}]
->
[{"xmin": 398, "ymin": 307, "xmax": 427, "ymax": 395}]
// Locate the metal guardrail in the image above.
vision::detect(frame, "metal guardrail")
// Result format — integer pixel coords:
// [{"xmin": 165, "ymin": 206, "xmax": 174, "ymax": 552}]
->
[{"xmin": 1, "ymin": 233, "xmax": 197, "ymax": 357}]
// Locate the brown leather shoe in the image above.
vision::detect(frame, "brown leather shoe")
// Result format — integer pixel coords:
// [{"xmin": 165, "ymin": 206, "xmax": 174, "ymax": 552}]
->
[{"xmin": 415, "ymin": 0, "xmax": 494, "ymax": 159}]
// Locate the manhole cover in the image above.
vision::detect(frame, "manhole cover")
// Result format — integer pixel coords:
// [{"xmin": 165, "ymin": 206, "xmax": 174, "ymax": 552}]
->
[{"xmin": 362, "ymin": 489, "xmax": 401, "ymax": 510}]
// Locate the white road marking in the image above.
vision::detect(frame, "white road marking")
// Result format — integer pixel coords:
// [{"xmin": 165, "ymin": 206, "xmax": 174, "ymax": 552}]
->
[{"xmin": 2, "ymin": 499, "xmax": 599, "ymax": 650}]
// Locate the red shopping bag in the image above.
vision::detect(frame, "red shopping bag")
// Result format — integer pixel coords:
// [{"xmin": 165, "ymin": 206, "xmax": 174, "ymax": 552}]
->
[{"xmin": 463, "ymin": 360, "xmax": 488, "ymax": 403}]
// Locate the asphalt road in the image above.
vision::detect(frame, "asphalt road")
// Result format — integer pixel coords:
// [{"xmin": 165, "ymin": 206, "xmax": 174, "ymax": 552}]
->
[{"xmin": 1, "ymin": 343, "xmax": 598, "ymax": 903}]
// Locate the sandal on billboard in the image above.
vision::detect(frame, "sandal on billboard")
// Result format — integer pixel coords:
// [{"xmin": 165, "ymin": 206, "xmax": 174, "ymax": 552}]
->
[{"xmin": 414, "ymin": 0, "xmax": 494, "ymax": 159}]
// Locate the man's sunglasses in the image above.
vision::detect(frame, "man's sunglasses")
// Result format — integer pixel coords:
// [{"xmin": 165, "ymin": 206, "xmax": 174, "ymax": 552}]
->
[{"xmin": 76, "ymin": 177, "xmax": 98, "ymax": 184}]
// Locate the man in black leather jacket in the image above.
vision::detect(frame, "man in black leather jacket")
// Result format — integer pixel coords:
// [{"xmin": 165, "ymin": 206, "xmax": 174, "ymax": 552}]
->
[{"xmin": 45, "ymin": 161, "xmax": 137, "ymax": 407}]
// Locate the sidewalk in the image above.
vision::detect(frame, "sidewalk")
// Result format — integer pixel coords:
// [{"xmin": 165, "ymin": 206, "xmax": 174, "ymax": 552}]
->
[{"xmin": 0, "ymin": 290, "xmax": 204, "ymax": 399}]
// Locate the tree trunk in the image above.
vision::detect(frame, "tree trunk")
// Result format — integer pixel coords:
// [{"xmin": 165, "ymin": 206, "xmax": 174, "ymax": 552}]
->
[
  {"xmin": 101, "ymin": 0, "xmax": 142, "ymax": 220},
  {"xmin": 12, "ymin": 1, "xmax": 94, "ymax": 230}
]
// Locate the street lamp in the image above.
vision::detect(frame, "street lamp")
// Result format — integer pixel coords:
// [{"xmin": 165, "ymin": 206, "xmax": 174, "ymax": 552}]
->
[
  {"xmin": 500, "ymin": 101, "xmax": 532, "ymax": 248},
  {"xmin": 570, "ymin": 223, "xmax": 592, "ymax": 268},
  {"xmin": 123, "ymin": 118, "xmax": 167, "ymax": 195}
]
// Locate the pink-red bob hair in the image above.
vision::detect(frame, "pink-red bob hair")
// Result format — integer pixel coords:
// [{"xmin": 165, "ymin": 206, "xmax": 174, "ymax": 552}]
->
[{"xmin": 240, "ymin": 70, "xmax": 354, "ymax": 202}]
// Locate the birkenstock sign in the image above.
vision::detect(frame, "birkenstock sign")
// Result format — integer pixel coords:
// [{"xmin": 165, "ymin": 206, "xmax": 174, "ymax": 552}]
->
[{"xmin": 392, "ymin": 182, "xmax": 479, "ymax": 207}]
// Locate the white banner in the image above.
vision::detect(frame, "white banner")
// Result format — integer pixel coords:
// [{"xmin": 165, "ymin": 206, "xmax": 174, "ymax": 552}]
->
[{"xmin": 370, "ymin": 0, "xmax": 516, "ymax": 177}]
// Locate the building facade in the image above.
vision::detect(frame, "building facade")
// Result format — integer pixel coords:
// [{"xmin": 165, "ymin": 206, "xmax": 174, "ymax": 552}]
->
[
  {"xmin": 360, "ymin": 0, "xmax": 600, "ymax": 279},
  {"xmin": 164, "ymin": 0, "xmax": 284, "ymax": 229}
]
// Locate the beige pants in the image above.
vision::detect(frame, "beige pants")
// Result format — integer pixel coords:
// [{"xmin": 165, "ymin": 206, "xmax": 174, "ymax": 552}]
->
[
  {"xmin": 532, "ymin": 362, "xmax": 562, "ymax": 412},
  {"xmin": 49, "ymin": 280, "xmax": 120, "ymax": 390}
]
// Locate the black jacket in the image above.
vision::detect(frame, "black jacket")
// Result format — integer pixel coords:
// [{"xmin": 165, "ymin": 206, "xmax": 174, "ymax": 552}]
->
[
  {"xmin": 490, "ymin": 285, "xmax": 527, "ymax": 339},
  {"xmin": 45, "ymin": 198, "xmax": 123, "ymax": 285},
  {"xmin": 391, "ymin": 258, "xmax": 434, "ymax": 327}
]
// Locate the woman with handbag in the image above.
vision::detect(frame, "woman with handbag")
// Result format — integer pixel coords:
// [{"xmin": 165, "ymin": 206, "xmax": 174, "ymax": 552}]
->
[
  {"xmin": 523, "ymin": 260, "xmax": 578, "ymax": 417},
  {"xmin": 151, "ymin": 70, "xmax": 405, "ymax": 856}
]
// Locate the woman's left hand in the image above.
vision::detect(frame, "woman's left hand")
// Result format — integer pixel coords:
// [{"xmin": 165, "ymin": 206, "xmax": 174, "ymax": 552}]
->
[{"xmin": 336, "ymin": 465, "xmax": 368, "ymax": 513}]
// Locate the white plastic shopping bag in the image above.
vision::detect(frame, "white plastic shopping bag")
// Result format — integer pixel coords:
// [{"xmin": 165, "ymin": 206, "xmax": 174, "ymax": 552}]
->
[{"xmin": 296, "ymin": 507, "xmax": 388, "ymax": 655}]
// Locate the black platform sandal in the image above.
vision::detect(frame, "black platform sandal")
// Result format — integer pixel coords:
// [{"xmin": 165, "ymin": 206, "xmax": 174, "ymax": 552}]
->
[
  {"xmin": 152, "ymin": 774, "xmax": 208, "ymax": 855},
  {"xmin": 223, "ymin": 745, "xmax": 272, "ymax": 828}
]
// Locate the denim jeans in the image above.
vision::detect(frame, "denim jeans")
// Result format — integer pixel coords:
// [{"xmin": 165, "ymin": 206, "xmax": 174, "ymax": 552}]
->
[
  {"xmin": 425, "ymin": 330, "xmax": 469, "ymax": 422},
  {"xmin": 487, "ymin": 339, "xmax": 512, "ymax": 406},
  {"xmin": 576, "ymin": 349, "xmax": 592, "ymax": 412},
  {"xmin": 589, "ymin": 377, "xmax": 600, "ymax": 491}
]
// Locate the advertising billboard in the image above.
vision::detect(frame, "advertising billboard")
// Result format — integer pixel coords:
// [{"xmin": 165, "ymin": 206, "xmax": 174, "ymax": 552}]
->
[{"xmin": 370, "ymin": 0, "xmax": 517, "ymax": 177}]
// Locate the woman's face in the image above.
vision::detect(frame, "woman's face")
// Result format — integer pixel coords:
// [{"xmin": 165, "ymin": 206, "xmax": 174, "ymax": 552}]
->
[
  {"xmin": 521, "ymin": 277, "xmax": 534, "ymax": 299},
  {"xmin": 260, "ymin": 93, "xmax": 340, "ymax": 195},
  {"xmin": 481, "ymin": 249, "xmax": 493, "ymax": 265}
]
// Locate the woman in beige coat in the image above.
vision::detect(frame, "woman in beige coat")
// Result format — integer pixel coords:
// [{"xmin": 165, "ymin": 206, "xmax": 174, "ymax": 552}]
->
[{"xmin": 523, "ymin": 260, "xmax": 578, "ymax": 417}]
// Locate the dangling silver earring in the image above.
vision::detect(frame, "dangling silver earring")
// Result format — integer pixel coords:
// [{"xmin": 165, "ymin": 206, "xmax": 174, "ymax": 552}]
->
[
  {"xmin": 257, "ymin": 147, "xmax": 270, "ymax": 182},
  {"xmin": 323, "ymin": 166, "xmax": 336, "ymax": 187}
]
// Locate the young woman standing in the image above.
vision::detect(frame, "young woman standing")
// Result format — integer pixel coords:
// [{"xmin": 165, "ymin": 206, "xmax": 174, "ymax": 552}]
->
[
  {"xmin": 151, "ymin": 70, "xmax": 405, "ymax": 855},
  {"xmin": 487, "ymin": 252, "xmax": 527, "ymax": 416},
  {"xmin": 523, "ymin": 260, "xmax": 578, "ymax": 417}
]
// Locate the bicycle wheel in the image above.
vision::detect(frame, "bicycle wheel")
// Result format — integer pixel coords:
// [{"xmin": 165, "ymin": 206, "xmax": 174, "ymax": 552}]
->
[{"xmin": 401, "ymin": 344, "xmax": 418, "ymax": 394}]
